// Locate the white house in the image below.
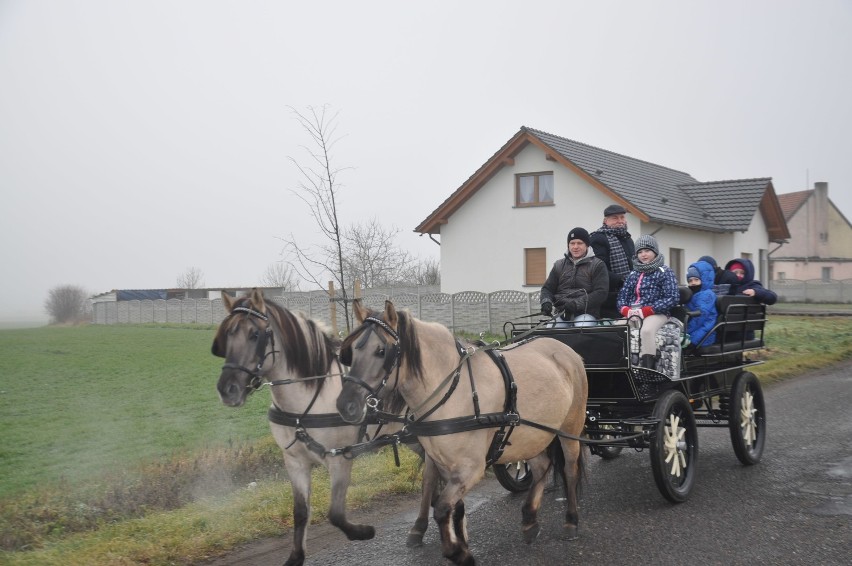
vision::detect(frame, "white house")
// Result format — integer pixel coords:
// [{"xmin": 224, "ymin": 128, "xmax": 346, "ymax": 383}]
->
[{"xmin": 415, "ymin": 127, "xmax": 789, "ymax": 293}]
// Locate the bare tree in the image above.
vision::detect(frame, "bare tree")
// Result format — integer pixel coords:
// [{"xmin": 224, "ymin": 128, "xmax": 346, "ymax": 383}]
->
[
  {"xmin": 45, "ymin": 284, "xmax": 90, "ymax": 324},
  {"xmin": 281, "ymin": 105, "xmax": 353, "ymax": 330},
  {"xmin": 176, "ymin": 267, "xmax": 204, "ymax": 289},
  {"xmin": 342, "ymin": 219, "xmax": 417, "ymax": 288},
  {"xmin": 408, "ymin": 256, "xmax": 441, "ymax": 286},
  {"xmin": 260, "ymin": 262, "xmax": 297, "ymax": 290}
]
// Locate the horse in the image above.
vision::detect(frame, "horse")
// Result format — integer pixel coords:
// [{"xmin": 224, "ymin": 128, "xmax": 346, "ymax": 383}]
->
[
  {"xmin": 336, "ymin": 299, "xmax": 589, "ymax": 566},
  {"xmin": 212, "ymin": 288, "xmax": 437, "ymax": 566}
]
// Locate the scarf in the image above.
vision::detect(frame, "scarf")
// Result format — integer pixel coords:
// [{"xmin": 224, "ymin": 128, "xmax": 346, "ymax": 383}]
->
[
  {"xmin": 594, "ymin": 225, "xmax": 631, "ymax": 276},
  {"xmin": 633, "ymin": 252, "xmax": 666, "ymax": 273}
]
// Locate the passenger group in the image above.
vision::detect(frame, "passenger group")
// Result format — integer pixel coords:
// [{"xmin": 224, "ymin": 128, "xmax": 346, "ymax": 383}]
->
[{"xmin": 540, "ymin": 204, "xmax": 777, "ymax": 359}]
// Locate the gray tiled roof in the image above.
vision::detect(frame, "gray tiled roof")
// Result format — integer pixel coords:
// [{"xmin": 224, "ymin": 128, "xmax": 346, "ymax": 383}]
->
[{"xmin": 526, "ymin": 127, "xmax": 771, "ymax": 232}]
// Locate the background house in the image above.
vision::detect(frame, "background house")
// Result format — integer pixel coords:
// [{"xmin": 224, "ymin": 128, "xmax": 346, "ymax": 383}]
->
[
  {"xmin": 772, "ymin": 182, "xmax": 852, "ymax": 281},
  {"xmin": 416, "ymin": 127, "xmax": 789, "ymax": 294}
]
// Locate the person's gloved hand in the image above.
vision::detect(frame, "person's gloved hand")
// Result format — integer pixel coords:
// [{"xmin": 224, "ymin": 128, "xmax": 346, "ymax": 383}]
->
[
  {"xmin": 681, "ymin": 333, "xmax": 691, "ymax": 348},
  {"xmin": 541, "ymin": 302, "xmax": 553, "ymax": 316},
  {"xmin": 621, "ymin": 306, "xmax": 651, "ymax": 319}
]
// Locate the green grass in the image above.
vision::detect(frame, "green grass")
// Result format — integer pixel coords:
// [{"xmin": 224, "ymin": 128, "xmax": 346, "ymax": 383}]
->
[
  {"xmin": 0, "ymin": 317, "xmax": 851, "ymax": 565},
  {"xmin": 0, "ymin": 325, "xmax": 269, "ymax": 497}
]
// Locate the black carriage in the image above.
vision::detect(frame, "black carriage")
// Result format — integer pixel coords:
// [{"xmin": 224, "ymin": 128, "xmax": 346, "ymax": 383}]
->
[{"xmin": 497, "ymin": 292, "xmax": 768, "ymax": 502}]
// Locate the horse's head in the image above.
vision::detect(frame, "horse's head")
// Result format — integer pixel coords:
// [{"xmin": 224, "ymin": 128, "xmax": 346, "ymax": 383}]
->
[
  {"xmin": 213, "ymin": 288, "xmax": 274, "ymax": 407},
  {"xmin": 336, "ymin": 300, "xmax": 403, "ymax": 424}
]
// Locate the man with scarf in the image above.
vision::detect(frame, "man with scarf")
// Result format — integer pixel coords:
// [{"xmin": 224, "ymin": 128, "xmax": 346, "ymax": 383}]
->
[{"xmin": 590, "ymin": 204, "xmax": 636, "ymax": 318}]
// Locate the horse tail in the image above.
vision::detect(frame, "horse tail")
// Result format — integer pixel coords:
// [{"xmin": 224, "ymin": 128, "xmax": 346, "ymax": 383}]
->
[{"xmin": 548, "ymin": 437, "xmax": 566, "ymax": 494}]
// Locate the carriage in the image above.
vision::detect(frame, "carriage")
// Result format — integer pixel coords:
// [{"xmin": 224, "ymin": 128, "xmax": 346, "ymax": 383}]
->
[{"xmin": 494, "ymin": 291, "xmax": 768, "ymax": 503}]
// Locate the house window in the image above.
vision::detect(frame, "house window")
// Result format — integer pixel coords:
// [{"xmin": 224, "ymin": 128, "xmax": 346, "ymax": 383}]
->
[
  {"xmin": 515, "ymin": 172, "xmax": 554, "ymax": 207},
  {"xmin": 822, "ymin": 267, "xmax": 832, "ymax": 282},
  {"xmin": 669, "ymin": 248, "xmax": 684, "ymax": 284},
  {"xmin": 777, "ymin": 272, "xmax": 786, "ymax": 280},
  {"xmin": 524, "ymin": 248, "xmax": 547, "ymax": 286}
]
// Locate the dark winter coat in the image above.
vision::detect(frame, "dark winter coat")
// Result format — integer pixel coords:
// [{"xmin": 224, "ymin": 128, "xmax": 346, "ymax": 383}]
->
[
  {"xmin": 686, "ymin": 260, "xmax": 717, "ymax": 346},
  {"xmin": 589, "ymin": 230, "xmax": 636, "ymax": 291},
  {"xmin": 540, "ymin": 251, "xmax": 609, "ymax": 318},
  {"xmin": 617, "ymin": 264, "xmax": 680, "ymax": 316},
  {"xmin": 724, "ymin": 258, "xmax": 778, "ymax": 305}
]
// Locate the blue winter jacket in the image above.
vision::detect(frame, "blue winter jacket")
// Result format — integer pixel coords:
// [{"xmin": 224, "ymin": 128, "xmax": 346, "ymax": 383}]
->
[
  {"xmin": 686, "ymin": 260, "xmax": 717, "ymax": 346},
  {"xmin": 617, "ymin": 264, "xmax": 680, "ymax": 316}
]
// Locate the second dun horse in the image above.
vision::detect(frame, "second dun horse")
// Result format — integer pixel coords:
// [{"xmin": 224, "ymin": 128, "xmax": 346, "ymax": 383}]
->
[
  {"xmin": 212, "ymin": 289, "xmax": 438, "ymax": 566},
  {"xmin": 337, "ymin": 299, "xmax": 589, "ymax": 566}
]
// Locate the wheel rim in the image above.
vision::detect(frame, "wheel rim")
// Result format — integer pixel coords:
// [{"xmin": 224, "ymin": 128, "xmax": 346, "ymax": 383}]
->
[
  {"xmin": 739, "ymin": 387, "xmax": 758, "ymax": 448},
  {"xmin": 662, "ymin": 413, "xmax": 688, "ymax": 478}
]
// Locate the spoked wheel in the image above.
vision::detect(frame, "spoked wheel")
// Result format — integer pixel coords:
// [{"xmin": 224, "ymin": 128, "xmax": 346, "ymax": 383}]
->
[
  {"xmin": 650, "ymin": 390, "xmax": 698, "ymax": 503},
  {"xmin": 589, "ymin": 424, "xmax": 623, "ymax": 460},
  {"xmin": 729, "ymin": 371, "xmax": 766, "ymax": 465},
  {"xmin": 493, "ymin": 460, "xmax": 532, "ymax": 492}
]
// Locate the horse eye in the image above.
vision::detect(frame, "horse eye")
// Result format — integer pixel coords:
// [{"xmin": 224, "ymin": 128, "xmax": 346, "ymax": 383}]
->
[
  {"xmin": 249, "ymin": 329, "xmax": 259, "ymax": 341},
  {"xmin": 375, "ymin": 345, "xmax": 385, "ymax": 357}
]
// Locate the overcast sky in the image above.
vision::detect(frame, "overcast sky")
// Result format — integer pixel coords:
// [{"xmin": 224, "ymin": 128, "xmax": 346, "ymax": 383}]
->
[{"xmin": 1, "ymin": 1, "xmax": 850, "ymax": 324}]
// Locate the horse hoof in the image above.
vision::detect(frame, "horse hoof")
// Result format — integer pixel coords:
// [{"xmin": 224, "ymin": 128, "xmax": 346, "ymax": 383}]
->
[
  {"xmin": 406, "ymin": 531, "xmax": 425, "ymax": 547},
  {"xmin": 283, "ymin": 554, "xmax": 304, "ymax": 566},
  {"xmin": 560, "ymin": 524, "xmax": 579, "ymax": 541},
  {"xmin": 522, "ymin": 522, "xmax": 541, "ymax": 544},
  {"xmin": 347, "ymin": 525, "xmax": 376, "ymax": 541}
]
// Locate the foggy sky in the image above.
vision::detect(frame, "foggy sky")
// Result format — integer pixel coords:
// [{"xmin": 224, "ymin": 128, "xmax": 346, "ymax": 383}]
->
[{"xmin": 1, "ymin": 0, "xmax": 850, "ymax": 324}]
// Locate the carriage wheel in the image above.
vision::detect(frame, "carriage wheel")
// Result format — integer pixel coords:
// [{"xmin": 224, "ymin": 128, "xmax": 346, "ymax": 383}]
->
[
  {"xmin": 589, "ymin": 424, "xmax": 623, "ymax": 460},
  {"xmin": 493, "ymin": 460, "xmax": 532, "ymax": 492},
  {"xmin": 729, "ymin": 371, "xmax": 766, "ymax": 465},
  {"xmin": 650, "ymin": 389, "xmax": 698, "ymax": 503}
]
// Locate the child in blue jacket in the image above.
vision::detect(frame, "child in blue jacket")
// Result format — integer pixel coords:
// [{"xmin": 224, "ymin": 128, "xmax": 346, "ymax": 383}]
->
[{"xmin": 685, "ymin": 260, "xmax": 718, "ymax": 348}]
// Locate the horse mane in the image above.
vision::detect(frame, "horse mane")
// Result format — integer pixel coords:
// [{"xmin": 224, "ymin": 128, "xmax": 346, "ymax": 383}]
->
[{"xmin": 228, "ymin": 297, "xmax": 339, "ymax": 383}]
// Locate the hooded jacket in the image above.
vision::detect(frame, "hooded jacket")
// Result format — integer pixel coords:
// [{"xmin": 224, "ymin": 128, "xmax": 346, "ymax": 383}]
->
[
  {"xmin": 540, "ymin": 249, "xmax": 608, "ymax": 318},
  {"xmin": 724, "ymin": 258, "xmax": 778, "ymax": 305},
  {"xmin": 686, "ymin": 260, "xmax": 717, "ymax": 345}
]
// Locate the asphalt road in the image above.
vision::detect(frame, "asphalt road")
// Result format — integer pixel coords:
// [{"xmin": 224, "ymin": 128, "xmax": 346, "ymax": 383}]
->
[{"xmin": 202, "ymin": 361, "xmax": 852, "ymax": 566}]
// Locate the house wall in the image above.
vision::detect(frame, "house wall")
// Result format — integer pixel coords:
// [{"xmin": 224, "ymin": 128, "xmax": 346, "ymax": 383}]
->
[
  {"xmin": 440, "ymin": 143, "xmax": 775, "ymax": 292},
  {"xmin": 440, "ymin": 144, "xmax": 632, "ymax": 293}
]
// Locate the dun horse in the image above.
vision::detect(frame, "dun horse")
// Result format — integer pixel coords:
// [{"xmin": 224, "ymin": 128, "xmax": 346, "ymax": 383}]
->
[
  {"xmin": 212, "ymin": 289, "xmax": 436, "ymax": 566},
  {"xmin": 337, "ymin": 300, "xmax": 588, "ymax": 566}
]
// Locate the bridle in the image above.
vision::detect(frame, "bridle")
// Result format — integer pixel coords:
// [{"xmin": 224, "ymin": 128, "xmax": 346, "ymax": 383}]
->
[
  {"xmin": 221, "ymin": 306, "xmax": 277, "ymax": 391},
  {"xmin": 342, "ymin": 316, "xmax": 401, "ymax": 410}
]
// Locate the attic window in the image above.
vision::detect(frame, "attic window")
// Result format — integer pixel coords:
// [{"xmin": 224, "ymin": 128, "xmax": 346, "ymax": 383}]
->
[{"xmin": 515, "ymin": 172, "xmax": 554, "ymax": 207}]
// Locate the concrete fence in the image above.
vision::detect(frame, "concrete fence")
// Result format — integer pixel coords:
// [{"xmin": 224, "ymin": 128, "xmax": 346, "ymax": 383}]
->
[
  {"xmin": 90, "ymin": 279, "xmax": 851, "ymax": 334},
  {"xmin": 769, "ymin": 279, "xmax": 852, "ymax": 303},
  {"xmin": 91, "ymin": 286, "xmax": 543, "ymax": 335}
]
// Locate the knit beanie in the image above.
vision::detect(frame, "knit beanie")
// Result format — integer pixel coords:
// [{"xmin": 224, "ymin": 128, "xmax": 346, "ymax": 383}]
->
[
  {"xmin": 698, "ymin": 255, "xmax": 717, "ymax": 268},
  {"xmin": 634, "ymin": 234, "xmax": 660, "ymax": 256},
  {"xmin": 686, "ymin": 266, "xmax": 700, "ymax": 280},
  {"xmin": 567, "ymin": 227, "xmax": 591, "ymax": 246},
  {"xmin": 729, "ymin": 261, "xmax": 745, "ymax": 272}
]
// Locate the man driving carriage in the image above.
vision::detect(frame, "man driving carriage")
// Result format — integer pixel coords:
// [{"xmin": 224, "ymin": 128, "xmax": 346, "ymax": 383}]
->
[{"xmin": 540, "ymin": 227, "xmax": 608, "ymax": 327}]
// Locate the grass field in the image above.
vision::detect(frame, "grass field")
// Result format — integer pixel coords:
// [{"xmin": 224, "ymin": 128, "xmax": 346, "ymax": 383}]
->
[{"xmin": 0, "ymin": 315, "xmax": 850, "ymax": 564}]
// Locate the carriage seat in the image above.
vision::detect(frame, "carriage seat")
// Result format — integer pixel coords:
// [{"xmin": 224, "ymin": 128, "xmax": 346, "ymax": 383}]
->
[
  {"xmin": 694, "ymin": 295, "xmax": 766, "ymax": 355},
  {"xmin": 669, "ymin": 286, "xmax": 694, "ymax": 324}
]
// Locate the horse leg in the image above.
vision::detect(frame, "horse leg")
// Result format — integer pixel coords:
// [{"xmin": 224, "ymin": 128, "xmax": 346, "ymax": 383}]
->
[
  {"xmin": 407, "ymin": 454, "xmax": 439, "ymax": 547},
  {"xmin": 326, "ymin": 457, "xmax": 375, "ymax": 541},
  {"xmin": 434, "ymin": 474, "xmax": 477, "ymax": 566},
  {"xmin": 520, "ymin": 454, "xmax": 551, "ymax": 544},
  {"xmin": 557, "ymin": 438, "xmax": 584, "ymax": 541},
  {"xmin": 283, "ymin": 460, "xmax": 312, "ymax": 566}
]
